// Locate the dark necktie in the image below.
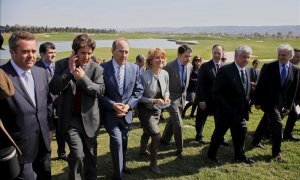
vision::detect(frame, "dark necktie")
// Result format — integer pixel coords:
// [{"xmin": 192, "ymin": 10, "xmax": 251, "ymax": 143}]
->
[
  {"xmin": 216, "ymin": 63, "xmax": 220, "ymax": 72},
  {"xmin": 47, "ymin": 65, "xmax": 54, "ymax": 77},
  {"xmin": 280, "ymin": 64, "xmax": 287, "ymax": 87},
  {"xmin": 241, "ymin": 70, "xmax": 247, "ymax": 93},
  {"xmin": 253, "ymin": 68, "xmax": 257, "ymax": 81},
  {"xmin": 73, "ymin": 85, "xmax": 82, "ymax": 114}
]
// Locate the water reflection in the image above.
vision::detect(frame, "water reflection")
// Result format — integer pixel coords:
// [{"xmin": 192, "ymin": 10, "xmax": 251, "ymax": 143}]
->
[{"xmin": 0, "ymin": 39, "xmax": 179, "ymax": 60}]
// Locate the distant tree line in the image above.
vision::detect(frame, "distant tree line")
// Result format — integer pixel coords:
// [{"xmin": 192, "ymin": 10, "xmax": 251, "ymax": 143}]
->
[
  {"xmin": 0, "ymin": 24, "xmax": 117, "ymax": 34},
  {"xmin": 180, "ymin": 31, "xmax": 299, "ymax": 39}
]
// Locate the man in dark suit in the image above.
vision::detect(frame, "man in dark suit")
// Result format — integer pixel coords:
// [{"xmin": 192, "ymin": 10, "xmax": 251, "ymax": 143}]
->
[
  {"xmin": 253, "ymin": 44, "xmax": 299, "ymax": 162},
  {"xmin": 49, "ymin": 34, "xmax": 105, "ymax": 179},
  {"xmin": 36, "ymin": 42, "xmax": 68, "ymax": 160},
  {"xmin": 100, "ymin": 38, "xmax": 143, "ymax": 179},
  {"xmin": 207, "ymin": 45, "xmax": 254, "ymax": 164},
  {"xmin": 283, "ymin": 48, "xmax": 300, "ymax": 141},
  {"xmin": 249, "ymin": 59, "xmax": 260, "ymax": 112},
  {"xmin": 194, "ymin": 44, "xmax": 228, "ymax": 145},
  {"xmin": 160, "ymin": 44, "xmax": 193, "ymax": 158},
  {"xmin": 0, "ymin": 31, "xmax": 52, "ymax": 179}
]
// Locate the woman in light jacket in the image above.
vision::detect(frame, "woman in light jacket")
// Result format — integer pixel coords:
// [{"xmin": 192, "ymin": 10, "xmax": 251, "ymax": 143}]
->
[{"xmin": 137, "ymin": 48, "xmax": 170, "ymax": 174}]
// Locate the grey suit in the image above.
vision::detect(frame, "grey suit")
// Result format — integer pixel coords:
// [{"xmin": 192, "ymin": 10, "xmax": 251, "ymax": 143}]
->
[
  {"xmin": 100, "ymin": 60, "xmax": 143, "ymax": 179},
  {"xmin": 49, "ymin": 58, "xmax": 105, "ymax": 180},
  {"xmin": 161, "ymin": 59, "xmax": 192, "ymax": 154},
  {"xmin": 0, "ymin": 61, "xmax": 51, "ymax": 179}
]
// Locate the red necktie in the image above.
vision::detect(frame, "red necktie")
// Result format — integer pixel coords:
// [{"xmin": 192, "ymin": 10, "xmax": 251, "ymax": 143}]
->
[{"xmin": 73, "ymin": 85, "xmax": 82, "ymax": 114}]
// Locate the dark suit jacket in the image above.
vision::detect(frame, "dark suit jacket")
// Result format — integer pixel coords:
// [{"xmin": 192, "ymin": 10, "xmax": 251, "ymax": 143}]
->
[
  {"xmin": 0, "ymin": 61, "xmax": 51, "ymax": 164},
  {"xmin": 212, "ymin": 62, "xmax": 251, "ymax": 122},
  {"xmin": 249, "ymin": 67, "xmax": 260, "ymax": 83},
  {"xmin": 195, "ymin": 59, "xmax": 225, "ymax": 112},
  {"xmin": 254, "ymin": 60, "xmax": 299, "ymax": 112},
  {"xmin": 164, "ymin": 59, "xmax": 192, "ymax": 109},
  {"xmin": 35, "ymin": 60, "xmax": 56, "ymax": 130},
  {"xmin": 100, "ymin": 60, "xmax": 143, "ymax": 127},
  {"xmin": 49, "ymin": 58, "xmax": 105, "ymax": 138}
]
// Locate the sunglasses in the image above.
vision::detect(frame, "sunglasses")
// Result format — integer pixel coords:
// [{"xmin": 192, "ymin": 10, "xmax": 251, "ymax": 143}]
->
[{"xmin": 195, "ymin": 59, "xmax": 201, "ymax": 62}]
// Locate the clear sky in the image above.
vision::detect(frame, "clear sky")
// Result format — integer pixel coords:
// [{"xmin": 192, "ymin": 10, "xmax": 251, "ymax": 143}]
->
[{"xmin": 1, "ymin": 0, "xmax": 299, "ymax": 29}]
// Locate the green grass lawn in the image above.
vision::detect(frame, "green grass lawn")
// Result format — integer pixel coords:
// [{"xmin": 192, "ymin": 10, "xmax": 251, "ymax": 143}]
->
[{"xmin": 50, "ymin": 108, "xmax": 300, "ymax": 180}]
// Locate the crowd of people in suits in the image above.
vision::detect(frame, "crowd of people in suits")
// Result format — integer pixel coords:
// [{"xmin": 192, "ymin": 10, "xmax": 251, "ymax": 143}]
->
[{"xmin": 0, "ymin": 31, "xmax": 299, "ymax": 180}]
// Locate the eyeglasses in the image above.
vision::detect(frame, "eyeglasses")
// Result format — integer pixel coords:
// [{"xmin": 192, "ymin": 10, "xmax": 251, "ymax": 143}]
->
[{"xmin": 195, "ymin": 59, "xmax": 201, "ymax": 62}]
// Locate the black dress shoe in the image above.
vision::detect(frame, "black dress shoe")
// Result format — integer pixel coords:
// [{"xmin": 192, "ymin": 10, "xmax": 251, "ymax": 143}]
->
[
  {"xmin": 235, "ymin": 157, "xmax": 255, "ymax": 164},
  {"xmin": 283, "ymin": 135, "xmax": 300, "ymax": 141},
  {"xmin": 208, "ymin": 156, "xmax": 220, "ymax": 163},
  {"xmin": 160, "ymin": 139, "xmax": 170, "ymax": 146},
  {"xmin": 221, "ymin": 141, "xmax": 229, "ymax": 146},
  {"xmin": 175, "ymin": 151, "xmax": 184, "ymax": 158},
  {"xmin": 123, "ymin": 166, "xmax": 132, "ymax": 174},
  {"xmin": 252, "ymin": 142, "xmax": 267, "ymax": 149}
]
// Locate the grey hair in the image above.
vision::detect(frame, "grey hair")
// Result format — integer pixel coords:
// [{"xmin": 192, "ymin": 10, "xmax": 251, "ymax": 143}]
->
[
  {"xmin": 235, "ymin": 45, "xmax": 252, "ymax": 57},
  {"xmin": 277, "ymin": 44, "xmax": 294, "ymax": 57}
]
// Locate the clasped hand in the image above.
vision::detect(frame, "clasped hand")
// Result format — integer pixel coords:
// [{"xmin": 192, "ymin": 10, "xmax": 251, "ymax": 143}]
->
[{"xmin": 113, "ymin": 103, "xmax": 130, "ymax": 117}]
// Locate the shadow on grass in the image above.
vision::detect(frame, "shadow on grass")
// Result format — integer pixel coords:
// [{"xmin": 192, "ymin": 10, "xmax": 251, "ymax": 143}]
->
[{"xmin": 52, "ymin": 125, "xmax": 277, "ymax": 179}]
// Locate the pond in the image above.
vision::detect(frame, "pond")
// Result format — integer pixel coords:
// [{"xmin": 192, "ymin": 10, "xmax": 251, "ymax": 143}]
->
[{"xmin": 0, "ymin": 39, "xmax": 179, "ymax": 60}]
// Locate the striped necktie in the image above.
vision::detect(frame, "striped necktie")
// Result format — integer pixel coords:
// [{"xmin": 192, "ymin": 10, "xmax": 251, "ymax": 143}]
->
[
  {"xmin": 22, "ymin": 71, "xmax": 36, "ymax": 106},
  {"xmin": 240, "ymin": 70, "xmax": 247, "ymax": 93},
  {"xmin": 117, "ymin": 66, "xmax": 124, "ymax": 95}
]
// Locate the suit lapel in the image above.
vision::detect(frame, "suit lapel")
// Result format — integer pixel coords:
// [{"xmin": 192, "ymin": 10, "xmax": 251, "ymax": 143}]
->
[
  {"xmin": 210, "ymin": 60, "xmax": 217, "ymax": 77},
  {"xmin": 185, "ymin": 63, "xmax": 191, "ymax": 88},
  {"xmin": 246, "ymin": 68, "xmax": 251, "ymax": 97},
  {"xmin": 124, "ymin": 63, "xmax": 132, "ymax": 95},
  {"xmin": 231, "ymin": 63, "xmax": 246, "ymax": 95},
  {"xmin": 106, "ymin": 60, "xmax": 120, "ymax": 94},
  {"xmin": 283, "ymin": 63, "xmax": 295, "ymax": 88},
  {"xmin": 6, "ymin": 62, "xmax": 36, "ymax": 108},
  {"xmin": 31, "ymin": 67, "xmax": 40, "ymax": 108}
]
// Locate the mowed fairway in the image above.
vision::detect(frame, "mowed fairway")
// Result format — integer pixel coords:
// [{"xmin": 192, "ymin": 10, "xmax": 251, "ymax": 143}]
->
[{"xmin": 2, "ymin": 32, "xmax": 299, "ymax": 179}]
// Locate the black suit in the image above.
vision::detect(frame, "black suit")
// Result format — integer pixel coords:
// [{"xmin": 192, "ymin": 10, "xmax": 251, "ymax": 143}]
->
[
  {"xmin": 195, "ymin": 60, "xmax": 224, "ymax": 141},
  {"xmin": 35, "ymin": 60, "xmax": 67, "ymax": 157},
  {"xmin": 249, "ymin": 67, "xmax": 260, "ymax": 110},
  {"xmin": 253, "ymin": 61, "xmax": 299, "ymax": 156},
  {"xmin": 0, "ymin": 61, "xmax": 51, "ymax": 179},
  {"xmin": 207, "ymin": 62, "xmax": 251, "ymax": 160}
]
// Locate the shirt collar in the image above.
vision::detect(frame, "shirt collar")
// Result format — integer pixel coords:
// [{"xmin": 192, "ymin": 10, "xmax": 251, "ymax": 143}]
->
[
  {"xmin": 234, "ymin": 61, "xmax": 246, "ymax": 72},
  {"xmin": 41, "ymin": 59, "xmax": 54, "ymax": 68},
  {"xmin": 113, "ymin": 58, "xmax": 125, "ymax": 68},
  {"xmin": 177, "ymin": 59, "xmax": 185, "ymax": 66},
  {"xmin": 279, "ymin": 62, "xmax": 289, "ymax": 68},
  {"xmin": 10, "ymin": 59, "xmax": 32, "ymax": 76}
]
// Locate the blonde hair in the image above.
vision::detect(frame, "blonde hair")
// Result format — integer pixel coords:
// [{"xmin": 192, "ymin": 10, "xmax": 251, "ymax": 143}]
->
[{"xmin": 146, "ymin": 48, "xmax": 166, "ymax": 68}]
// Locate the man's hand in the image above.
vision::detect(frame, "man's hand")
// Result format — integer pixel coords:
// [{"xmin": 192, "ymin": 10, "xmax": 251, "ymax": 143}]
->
[
  {"xmin": 164, "ymin": 98, "xmax": 171, "ymax": 104},
  {"xmin": 153, "ymin": 98, "xmax": 164, "ymax": 105},
  {"xmin": 73, "ymin": 67, "xmax": 85, "ymax": 80},
  {"xmin": 199, "ymin": 102, "xmax": 206, "ymax": 110},
  {"xmin": 113, "ymin": 103, "xmax": 129, "ymax": 117},
  {"xmin": 69, "ymin": 52, "xmax": 78, "ymax": 73}
]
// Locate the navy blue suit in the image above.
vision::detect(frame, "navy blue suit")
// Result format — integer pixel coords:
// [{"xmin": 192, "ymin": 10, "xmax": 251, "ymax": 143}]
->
[
  {"xmin": 100, "ymin": 60, "xmax": 143, "ymax": 178},
  {"xmin": 0, "ymin": 60, "xmax": 51, "ymax": 179}
]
